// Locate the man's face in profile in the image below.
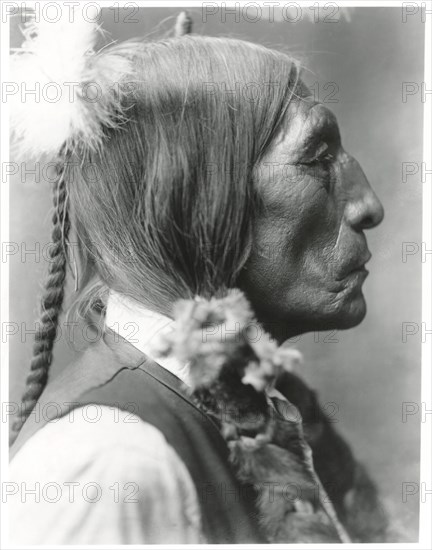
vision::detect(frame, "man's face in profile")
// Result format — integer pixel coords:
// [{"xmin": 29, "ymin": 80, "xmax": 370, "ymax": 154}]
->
[{"xmin": 239, "ymin": 82, "xmax": 385, "ymax": 339}]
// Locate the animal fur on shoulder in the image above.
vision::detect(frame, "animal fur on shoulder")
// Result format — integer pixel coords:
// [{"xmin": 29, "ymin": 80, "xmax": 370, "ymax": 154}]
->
[{"xmin": 153, "ymin": 290, "xmax": 388, "ymax": 543}]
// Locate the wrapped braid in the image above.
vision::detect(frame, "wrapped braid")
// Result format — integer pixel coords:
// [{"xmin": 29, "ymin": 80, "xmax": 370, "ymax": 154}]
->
[{"xmin": 10, "ymin": 159, "xmax": 70, "ymax": 445}]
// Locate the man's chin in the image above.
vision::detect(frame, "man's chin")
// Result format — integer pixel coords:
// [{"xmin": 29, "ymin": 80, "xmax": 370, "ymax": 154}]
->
[
  {"xmin": 306, "ymin": 293, "xmax": 368, "ymax": 331},
  {"xmin": 250, "ymin": 289, "xmax": 368, "ymax": 340},
  {"xmin": 330, "ymin": 294, "xmax": 368, "ymax": 329}
]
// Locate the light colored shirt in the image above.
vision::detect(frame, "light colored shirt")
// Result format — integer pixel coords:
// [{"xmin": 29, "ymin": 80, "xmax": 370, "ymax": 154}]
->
[
  {"xmin": 9, "ymin": 407, "xmax": 203, "ymax": 544},
  {"xmin": 8, "ymin": 291, "xmax": 203, "ymax": 545}
]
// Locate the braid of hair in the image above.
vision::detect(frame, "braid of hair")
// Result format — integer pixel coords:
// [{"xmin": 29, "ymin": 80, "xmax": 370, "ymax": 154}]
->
[
  {"xmin": 174, "ymin": 10, "xmax": 193, "ymax": 37},
  {"xmin": 10, "ymin": 157, "xmax": 70, "ymax": 446}
]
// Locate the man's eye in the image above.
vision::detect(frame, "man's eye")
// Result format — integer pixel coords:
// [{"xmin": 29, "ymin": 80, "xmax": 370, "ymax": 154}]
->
[
  {"xmin": 297, "ymin": 143, "xmax": 337, "ymax": 167},
  {"xmin": 313, "ymin": 142, "xmax": 337, "ymax": 163},
  {"xmin": 319, "ymin": 151, "xmax": 335, "ymax": 163}
]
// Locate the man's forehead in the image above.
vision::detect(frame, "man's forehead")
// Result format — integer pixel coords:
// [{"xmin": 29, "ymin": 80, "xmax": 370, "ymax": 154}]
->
[
  {"xmin": 276, "ymin": 93, "xmax": 340, "ymax": 146},
  {"xmin": 292, "ymin": 89, "xmax": 339, "ymax": 126}
]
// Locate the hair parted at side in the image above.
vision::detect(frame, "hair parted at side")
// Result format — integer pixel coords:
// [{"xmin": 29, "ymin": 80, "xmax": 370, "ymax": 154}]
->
[{"xmin": 11, "ymin": 16, "xmax": 301, "ymax": 443}]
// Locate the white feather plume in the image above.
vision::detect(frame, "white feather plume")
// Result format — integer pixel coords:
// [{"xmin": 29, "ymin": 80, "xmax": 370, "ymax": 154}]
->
[{"xmin": 10, "ymin": 8, "xmax": 134, "ymax": 158}]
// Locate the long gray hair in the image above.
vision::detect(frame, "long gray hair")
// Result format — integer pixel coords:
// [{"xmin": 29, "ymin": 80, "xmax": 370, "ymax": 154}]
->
[{"xmin": 11, "ymin": 33, "xmax": 301, "ymax": 442}]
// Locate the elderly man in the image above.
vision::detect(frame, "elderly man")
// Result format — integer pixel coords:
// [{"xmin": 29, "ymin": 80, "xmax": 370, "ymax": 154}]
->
[{"xmin": 9, "ymin": 11, "xmax": 385, "ymax": 545}]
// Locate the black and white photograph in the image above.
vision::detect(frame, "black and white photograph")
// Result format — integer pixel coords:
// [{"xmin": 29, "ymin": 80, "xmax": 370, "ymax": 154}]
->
[{"xmin": 1, "ymin": 0, "xmax": 431, "ymax": 546}]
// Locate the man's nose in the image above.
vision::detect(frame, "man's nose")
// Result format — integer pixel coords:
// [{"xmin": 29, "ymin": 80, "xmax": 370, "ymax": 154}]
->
[{"xmin": 343, "ymin": 155, "xmax": 384, "ymax": 231}]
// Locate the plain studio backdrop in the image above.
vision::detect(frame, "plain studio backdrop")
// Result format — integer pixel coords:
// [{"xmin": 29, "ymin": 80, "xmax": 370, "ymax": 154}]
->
[{"xmin": 8, "ymin": 6, "xmax": 424, "ymax": 541}]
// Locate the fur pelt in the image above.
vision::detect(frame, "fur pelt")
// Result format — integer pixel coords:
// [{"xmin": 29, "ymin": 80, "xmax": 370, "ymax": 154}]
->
[{"xmin": 152, "ymin": 290, "xmax": 389, "ymax": 543}]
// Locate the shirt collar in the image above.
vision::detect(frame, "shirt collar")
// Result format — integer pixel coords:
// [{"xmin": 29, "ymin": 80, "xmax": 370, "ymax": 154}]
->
[{"xmin": 104, "ymin": 290, "xmax": 191, "ymax": 385}]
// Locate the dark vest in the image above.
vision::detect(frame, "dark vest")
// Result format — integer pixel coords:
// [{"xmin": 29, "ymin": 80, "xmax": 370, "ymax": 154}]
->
[{"xmin": 10, "ymin": 329, "xmax": 265, "ymax": 543}]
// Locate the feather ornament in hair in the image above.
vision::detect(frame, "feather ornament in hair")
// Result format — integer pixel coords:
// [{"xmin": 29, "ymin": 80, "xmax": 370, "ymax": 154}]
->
[
  {"xmin": 10, "ymin": 9, "xmax": 134, "ymax": 158},
  {"xmin": 174, "ymin": 11, "xmax": 193, "ymax": 36}
]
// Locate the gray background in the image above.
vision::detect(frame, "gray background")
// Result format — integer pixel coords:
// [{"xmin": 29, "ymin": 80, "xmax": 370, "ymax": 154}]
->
[{"xmin": 9, "ymin": 6, "xmax": 424, "ymax": 540}]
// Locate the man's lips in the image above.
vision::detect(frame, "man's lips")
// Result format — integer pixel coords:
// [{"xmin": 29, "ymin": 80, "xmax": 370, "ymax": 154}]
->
[
  {"xmin": 337, "ymin": 251, "xmax": 372, "ymax": 279},
  {"xmin": 350, "ymin": 252, "xmax": 372, "ymax": 272}
]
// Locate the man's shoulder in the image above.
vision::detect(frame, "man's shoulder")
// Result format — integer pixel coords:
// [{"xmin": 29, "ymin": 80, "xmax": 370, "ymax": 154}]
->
[
  {"xmin": 12, "ymin": 405, "xmax": 185, "ymax": 466},
  {"xmin": 9, "ymin": 407, "xmax": 203, "ymax": 544}
]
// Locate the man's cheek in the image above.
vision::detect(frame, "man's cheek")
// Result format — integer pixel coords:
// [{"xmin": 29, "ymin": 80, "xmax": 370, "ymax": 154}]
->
[
  {"xmin": 249, "ymin": 212, "xmax": 288, "ymax": 255},
  {"xmin": 284, "ymin": 207, "xmax": 336, "ymax": 266}
]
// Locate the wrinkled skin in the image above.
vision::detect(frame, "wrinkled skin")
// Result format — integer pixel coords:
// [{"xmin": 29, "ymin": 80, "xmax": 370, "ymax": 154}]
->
[{"xmin": 239, "ymin": 83, "xmax": 384, "ymax": 343}]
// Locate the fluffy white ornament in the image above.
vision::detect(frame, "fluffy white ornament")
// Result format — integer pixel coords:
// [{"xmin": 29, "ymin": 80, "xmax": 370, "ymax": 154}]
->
[{"xmin": 10, "ymin": 8, "xmax": 134, "ymax": 158}]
